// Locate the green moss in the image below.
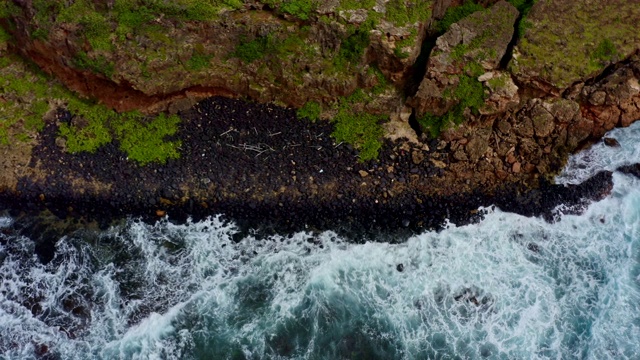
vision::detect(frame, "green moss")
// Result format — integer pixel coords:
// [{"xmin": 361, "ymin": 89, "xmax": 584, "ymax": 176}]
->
[
  {"xmin": 0, "ymin": 2, "xmax": 20, "ymax": 19},
  {"xmin": 31, "ymin": 28, "xmax": 48, "ymax": 40},
  {"xmin": 59, "ymin": 99, "xmax": 114, "ymax": 153},
  {"xmin": 74, "ymin": 52, "xmax": 115, "ymax": 78},
  {"xmin": 334, "ymin": 19, "xmax": 375, "ymax": 70},
  {"xmin": 332, "ymin": 106, "xmax": 385, "ymax": 162},
  {"xmin": 514, "ymin": 0, "xmax": 639, "ymax": 88},
  {"xmin": 591, "ymin": 38, "xmax": 618, "ymax": 64},
  {"xmin": 112, "ymin": 112, "xmax": 182, "ymax": 165},
  {"xmin": 0, "ymin": 53, "xmax": 181, "ymax": 164},
  {"xmin": 186, "ymin": 51, "xmax": 213, "ymax": 71},
  {"xmin": 280, "ymin": 0, "xmax": 315, "ymax": 20},
  {"xmin": 330, "ymin": 90, "xmax": 386, "ymax": 161},
  {"xmin": 368, "ymin": 66, "xmax": 389, "ymax": 95},
  {"xmin": 297, "ymin": 101, "xmax": 322, "ymax": 121},
  {"xmin": 232, "ymin": 36, "xmax": 270, "ymax": 63},
  {"xmin": 436, "ymin": 0, "xmax": 484, "ymax": 33},
  {"xmin": 487, "ymin": 74, "xmax": 508, "ymax": 89},
  {"xmin": 419, "ymin": 72, "xmax": 486, "ymax": 138},
  {"xmin": 394, "ymin": 28, "xmax": 417, "ymax": 59},
  {"xmin": 385, "ymin": 0, "xmax": 432, "ymax": 26},
  {"xmin": 338, "ymin": 0, "xmax": 376, "ymax": 11},
  {"xmin": 0, "ymin": 27, "xmax": 11, "ymax": 44}
]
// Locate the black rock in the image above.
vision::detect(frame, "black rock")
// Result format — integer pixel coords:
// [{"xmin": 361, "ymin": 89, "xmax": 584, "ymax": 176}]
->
[
  {"xmin": 603, "ymin": 137, "xmax": 621, "ymax": 147},
  {"xmin": 396, "ymin": 263, "xmax": 404, "ymax": 272}
]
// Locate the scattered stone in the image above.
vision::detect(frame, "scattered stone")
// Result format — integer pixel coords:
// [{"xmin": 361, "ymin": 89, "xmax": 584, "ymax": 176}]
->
[
  {"xmin": 358, "ymin": 170, "xmax": 369, "ymax": 178},
  {"xmin": 512, "ymin": 162, "xmax": 521, "ymax": 173},
  {"xmin": 603, "ymin": 137, "xmax": 621, "ymax": 147},
  {"xmin": 527, "ymin": 243, "xmax": 540, "ymax": 253}
]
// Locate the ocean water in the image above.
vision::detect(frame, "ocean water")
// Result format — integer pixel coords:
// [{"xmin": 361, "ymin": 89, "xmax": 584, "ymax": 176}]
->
[{"xmin": 2, "ymin": 125, "xmax": 640, "ymax": 359}]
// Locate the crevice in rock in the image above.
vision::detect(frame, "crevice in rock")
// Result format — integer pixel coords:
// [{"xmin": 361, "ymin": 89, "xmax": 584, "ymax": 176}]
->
[
  {"xmin": 561, "ymin": 50, "xmax": 639, "ymax": 99},
  {"xmin": 403, "ymin": 31, "xmax": 438, "ymax": 98},
  {"xmin": 498, "ymin": 13, "xmax": 522, "ymax": 69},
  {"xmin": 408, "ymin": 108, "xmax": 423, "ymax": 137}
]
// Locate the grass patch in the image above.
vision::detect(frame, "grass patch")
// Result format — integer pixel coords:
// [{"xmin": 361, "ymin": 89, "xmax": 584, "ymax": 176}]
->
[
  {"xmin": 74, "ymin": 51, "xmax": 115, "ymax": 78},
  {"xmin": 0, "ymin": 2, "xmax": 20, "ymax": 19},
  {"xmin": 0, "ymin": 27, "xmax": 11, "ymax": 43},
  {"xmin": 332, "ymin": 109, "xmax": 385, "ymax": 162},
  {"xmin": 186, "ymin": 50, "xmax": 213, "ymax": 71},
  {"xmin": 112, "ymin": 112, "xmax": 181, "ymax": 165},
  {"xmin": 334, "ymin": 19, "xmax": 375, "ymax": 70},
  {"xmin": 507, "ymin": 0, "xmax": 536, "ymax": 38},
  {"xmin": 0, "ymin": 53, "xmax": 181, "ymax": 164},
  {"xmin": 280, "ymin": 0, "xmax": 315, "ymax": 21},
  {"xmin": 385, "ymin": 0, "xmax": 432, "ymax": 26},
  {"xmin": 232, "ymin": 36, "xmax": 270, "ymax": 63},
  {"xmin": 331, "ymin": 90, "xmax": 386, "ymax": 162},
  {"xmin": 435, "ymin": 0, "xmax": 484, "ymax": 33},
  {"xmin": 297, "ymin": 101, "xmax": 322, "ymax": 121},
  {"xmin": 58, "ymin": 100, "xmax": 113, "ymax": 153},
  {"xmin": 590, "ymin": 38, "xmax": 618, "ymax": 65},
  {"xmin": 394, "ymin": 28, "xmax": 417, "ymax": 59}
]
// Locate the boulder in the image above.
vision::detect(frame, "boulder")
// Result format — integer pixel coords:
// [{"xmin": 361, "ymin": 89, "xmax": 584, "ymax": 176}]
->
[
  {"xmin": 409, "ymin": 1, "xmax": 518, "ymax": 118},
  {"xmin": 511, "ymin": 0, "xmax": 640, "ymax": 91}
]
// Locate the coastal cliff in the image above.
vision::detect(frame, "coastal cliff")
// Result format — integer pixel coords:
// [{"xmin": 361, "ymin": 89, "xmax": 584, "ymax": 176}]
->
[{"xmin": 0, "ymin": 0, "xmax": 639, "ymax": 231}]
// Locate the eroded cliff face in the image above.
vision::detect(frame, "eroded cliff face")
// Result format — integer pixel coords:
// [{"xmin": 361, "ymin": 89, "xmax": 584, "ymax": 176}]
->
[
  {"xmin": 3, "ymin": 0, "xmax": 432, "ymax": 114},
  {"xmin": 1, "ymin": 0, "xmax": 640, "ymax": 209}
]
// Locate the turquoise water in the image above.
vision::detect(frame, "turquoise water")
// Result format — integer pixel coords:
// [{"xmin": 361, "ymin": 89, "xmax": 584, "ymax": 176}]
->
[{"xmin": 2, "ymin": 125, "xmax": 640, "ymax": 359}]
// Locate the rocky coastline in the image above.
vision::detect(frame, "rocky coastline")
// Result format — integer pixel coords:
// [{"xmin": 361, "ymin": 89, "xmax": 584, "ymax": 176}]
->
[
  {"xmin": 0, "ymin": 0, "xmax": 639, "ymax": 244},
  {"xmin": 0, "ymin": 96, "xmax": 617, "ymax": 246}
]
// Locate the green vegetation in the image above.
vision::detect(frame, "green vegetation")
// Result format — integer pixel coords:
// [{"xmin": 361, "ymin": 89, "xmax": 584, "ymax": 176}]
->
[
  {"xmin": 436, "ymin": 0, "xmax": 484, "ymax": 33},
  {"xmin": 418, "ymin": 70, "xmax": 486, "ymax": 138},
  {"xmin": 186, "ymin": 50, "xmax": 213, "ymax": 71},
  {"xmin": 0, "ymin": 53, "xmax": 182, "ymax": 164},
  {"xmin": 113, "ymin": 112, "xmax": 181, "ymax": 165},
  {"xmin": 590, "ymin": 38, "xmax": 618, "ymax": 65},
  {"xmin": 296, "ymin": 101, "xmax": 322, "ymax": 121},
  {"xmin": 385, "ymin": 0, "xmax": 432, "ymax": 26},
  {"xmin": 513, "ymin": 0, "xmax": 639, "ymax": 88},
  {"xmin": 58, "ymin": 101, "xmax": 113, "ymax": 153},
  {"xmin": 332, "ymin": 98, "xmax": 385, "ymax": 162},
  {"xmin": 0, "ymin": 2, "xmax": 20, "ymax": 19},
  {"xmin": 233, "ymin": 36, "xmax": 270, "ymax": 63},
  {"xmin": 507, "ymin": 0, "xmax": 536, "ymax": 38},
  {"xmin": 334, "ymin": 19, "xmax": 375, "ymax": 70},
  {"xmin": 74, "ymin": 52, "xmax": 115, "ymax": 78},
  {"xmin": 394, "ymin": 28, "xmax": 417, "ymax": 59},
  {"xmin": 280, "ymin": 0, "xmax": 315, "ymax": 21},
  {"xmin": 0, "ymin": 27, "xmax": 11, "ymax": 43}
]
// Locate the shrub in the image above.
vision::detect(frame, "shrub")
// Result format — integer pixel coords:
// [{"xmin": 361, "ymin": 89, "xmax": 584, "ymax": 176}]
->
[
  {"xmin": 112, "ymin": 112, "xmax": 182, "ymax": 165},
  {"xmin": 232, "ymin": 36, "xmax": 270, "ymax": 63},
  {"xmin": 280, "ymin": 0, "xmax": 314, "ymax": 21}
]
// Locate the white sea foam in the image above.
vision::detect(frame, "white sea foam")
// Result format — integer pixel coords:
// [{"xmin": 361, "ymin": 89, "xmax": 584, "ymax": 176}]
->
[{"xmin": 557, "ymin": 121, "xmax": 640, "ymax": 184}]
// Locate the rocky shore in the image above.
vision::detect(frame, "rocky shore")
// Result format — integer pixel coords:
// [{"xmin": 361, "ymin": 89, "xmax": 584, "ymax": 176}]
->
[
  {"xmin": 0, "ymin": 96, "xmax": 617, "ymax": 245},
  {"xmin": 0, "ymin": 0, "xmax": 639, "ymax": 244}
]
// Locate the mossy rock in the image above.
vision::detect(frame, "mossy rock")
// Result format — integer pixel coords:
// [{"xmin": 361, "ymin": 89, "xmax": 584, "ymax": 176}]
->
[{"xmin": 511, "ymin": 0, "xmax": 640, "ymax": 90}]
